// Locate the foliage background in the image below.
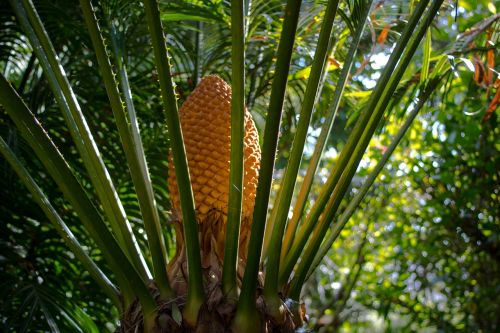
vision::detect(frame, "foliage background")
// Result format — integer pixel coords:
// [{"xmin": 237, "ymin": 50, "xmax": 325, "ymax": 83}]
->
[{"xmin": 0, "ymin": 0, "xmax": 498, "ymax": 332}]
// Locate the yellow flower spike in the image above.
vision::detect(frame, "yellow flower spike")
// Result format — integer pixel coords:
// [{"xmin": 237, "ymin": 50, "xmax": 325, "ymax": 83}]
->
[{"xmin": 167, "ymin": 75, "xmax": 261, "ymax": 293}]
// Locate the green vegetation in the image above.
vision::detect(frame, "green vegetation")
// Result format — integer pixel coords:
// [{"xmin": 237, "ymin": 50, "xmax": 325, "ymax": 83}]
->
[{"xmin": 0, "ymin": 0, "xmax": 498, "ymax": 332}]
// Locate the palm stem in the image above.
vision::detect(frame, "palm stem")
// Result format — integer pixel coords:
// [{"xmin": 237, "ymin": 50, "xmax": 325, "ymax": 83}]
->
[
  {"xmin": 13, "ymin": 0, "xmax": 150, "ymax": 279},
  {"xmin": 287, "ymin": 0, "xmax": 445, "ymax": 299},
  {"xmin": 235, "ymin": 0, "xmax": 302, "ymax": 325},
  {"xmin": 307, "ymin": 77, "xmax": 443, "ymax": 278},
  {"xmin": 222, "ymin": 0, "xmax": 245, "ymax": 298},
  {"xmin": 264, "ymin": 32, "xmax": 338, "ymax": 260},
  {"xmin": 79, "ymin": 0, "xmax": 173, "ymax": 298},
  {"xmin": 142, "ymin": 0, "xmax": 204, "ymax": 324},
  {"xmin": 281, "ymin": 0, "xmax": 373, "ymax": 260},
  {"xmin": 0, "ymin": 137, "xmax": 121, "ymax": 308},
  {"xmin": 279, "ymin": 0, "xmax": 432, "ymax": 286},
  {"xmin": 263, "ymin": 0, "xmax": 340, "ymax": 312},
  {"xmin": 0, "ymin": 74, "xmax": 155, "ymax": 310}
]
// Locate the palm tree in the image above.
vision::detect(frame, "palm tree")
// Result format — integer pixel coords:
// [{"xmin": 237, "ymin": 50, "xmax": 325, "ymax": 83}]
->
[{"xmin": 0, "ymin": 0, "xmax": 458, "ymax": 331}]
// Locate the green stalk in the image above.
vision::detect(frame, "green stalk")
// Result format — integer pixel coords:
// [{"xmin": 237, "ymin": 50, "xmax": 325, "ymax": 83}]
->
[
  {"xmin": 279, "ymin": 0, "xmax": 432, "ymax": 286},
  {"xmin": 234, "ymin": 0, "xmax": 302, "ymax": 328},
  {"xmin": 307, "ymin": 77, "xmax": 442, "ymax": 278},
  {"xmin": 0, "ymin": 136, "xmax": 121, "ymax": 308},
  {"xmin": 421, "ymin": 28, "xmax": 432, "ymax": 84},
  {"xmin": 287, "ymin": 0, "xmax": 445, "ymax": 299},
  {"xmin": 222, "ymin": 0, "xmax": 245, "ymax": 298},
  {"xmin": 281, "ymin": 0, "xmax": 373, "ymax": 259},
  {"xmin": 13, "ymin": 0, "xmax": 150, "ymax": 279},
  {"xmin": 263, "ymin": 0, "xmax": 340, "ymax": 314},
  {"xmin": 193, "ymin": 21, "xmax": 202, "ymax": 85},
  {"xmin": 142, "ymin": 0, "xmax": 204, "ymax": 325},
  {"xmin": 80, "ymin": 0, "xmax": 173, "ymax": 298},
  {"xmin": 0, "ymin": 75, "xmax": 155, "ymax": 311},
  {"xmin": 264, "ymin": 31, "xmax": 337, "ymax": 260}
]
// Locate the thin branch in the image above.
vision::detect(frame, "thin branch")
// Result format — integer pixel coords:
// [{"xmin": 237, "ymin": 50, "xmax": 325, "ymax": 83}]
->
[
  {"xmin": 280, "ymin": 0, "xmax": 436, "ymax": 288},
  {"xmin": 222, "ymin": 0, "xmax": 246, "ymax": 297},
  {"xmin": 0, "ymin": 74, "xmax": 155, "ymax": 310},
  {"xmin": 263, "ymin": 0, "xmax": 341, "ymax": 315},
  {"xmin": 142, "ymin": 0, "xmax": 204, "ymax": 325},
  {"xmin": 281, "ymin": 0, "xmax": 373, "ymax": 262},
  {"xmin": 0, "ymin": 136, "xmax": 121, "ymax": 308},
  {"xmin": 12, "ymin": 0, "xmax": 150, "ymax": 279},
  {"xmin": 234, "ymin": 0, "xmax": 303, "ymax": 327},
  {"xmin": 287, "ymin": 0, "xmax": 445, "ymax": 299},
  {"xmin": 79, "ymin": 0, "xmax": 173, "ymax": 298}
]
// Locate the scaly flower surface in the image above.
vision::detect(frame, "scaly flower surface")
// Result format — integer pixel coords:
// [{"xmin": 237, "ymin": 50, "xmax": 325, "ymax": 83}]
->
[{"xmin": 168, "ymin": 75, "xmax": 261, "ymax": 292}]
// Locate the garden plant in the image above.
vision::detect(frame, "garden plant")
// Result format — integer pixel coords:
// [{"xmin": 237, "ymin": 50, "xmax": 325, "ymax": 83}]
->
[{"xmin": 0, "ymin": 0, "xmax": 498, "ymax": 332}]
